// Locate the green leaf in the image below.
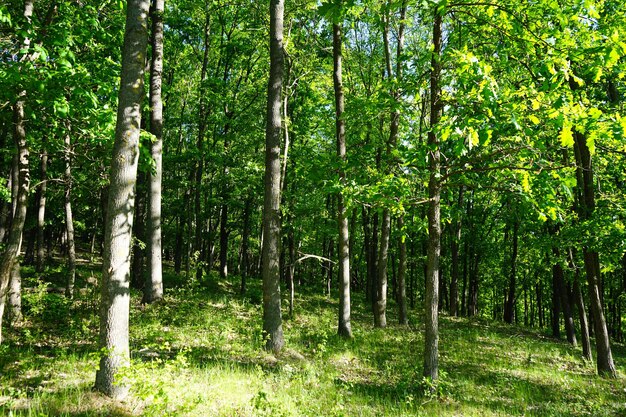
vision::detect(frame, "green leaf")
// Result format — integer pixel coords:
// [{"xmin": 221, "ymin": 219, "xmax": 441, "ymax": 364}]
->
[{"xmin": 559, "ymin": 125, "xmax": 574, "ymax": 147}]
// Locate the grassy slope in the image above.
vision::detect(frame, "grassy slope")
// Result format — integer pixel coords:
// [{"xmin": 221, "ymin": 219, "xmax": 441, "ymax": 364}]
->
[{"xmin": 1, "ymin": 267, "xmax": 625, "ymax": 416}]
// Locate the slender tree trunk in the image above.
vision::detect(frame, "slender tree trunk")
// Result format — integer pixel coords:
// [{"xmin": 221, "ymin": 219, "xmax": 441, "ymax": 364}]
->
[
  {"xmin": 332, "ymin": 21, "xmax": 352, "ymax": 338},
  {"xmin": 36, "ymin": 138, "xmax": 47, "ymax": 272},
  {"xmin": 261, "ymin": 0, "xmax": 285, "ymax": 353},
  {"xmin": 574, "ymin": 278, "xmax": 592, "ymax": 361},
  {"xmin": 552, "ymin": 246, "xmax": 577, "ymax": 346},
  {"xmin": 144, "ymin": 0, "xmax": 165, "ymax": 304},
  {"xmin": 504, "ymin": 221, "xmax": 518, "ymax": 324},
  {"xmin": 398, "ymin": 216, "xmax": 408, "ymax": 325},
  {"xmin": 94, "ymin": 0, "xmax": 150, "ymax": 398},
  {"xmin": 194, "ymin": 14, "xmax": 211, "ymax": 282},
  {"xmin": 450, "ymin": 187, "xmax": 463, "ymax": 316},
  {"xmin": 219, "ymin": 204, "xmax": 229, "ymax": 278},
  {"xmin": 64, "ymin": 127, "xmax": 76, "ymax": 299},
  {"xmin": 423, "ymin": 11, "xmax": 442, "ymax": 382},
  {"xmin": 240, "ymin": 196, "xmax": 252, "ymax": 295},
  {"xmin": 131, "ymin": 172, "xmax": 145, "ymax": 289},
  {"xmin": 374, "ymin": 210, "xmax": 390, "ymax": 328}
]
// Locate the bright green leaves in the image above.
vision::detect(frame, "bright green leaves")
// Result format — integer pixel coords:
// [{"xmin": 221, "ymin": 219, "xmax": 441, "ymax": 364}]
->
[
  {"xmin": 559, "ymin": 124, "xmax": 574, "ymax": 147},
  {"xmin": 318, "ymin": 0, "xmax": 360, "ymax": 24}
]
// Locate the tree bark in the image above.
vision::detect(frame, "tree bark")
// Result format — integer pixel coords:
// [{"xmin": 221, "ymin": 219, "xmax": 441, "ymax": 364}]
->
[
  {"xmin": 450, "ymin": 187, "xmax": 463, "ymax": 316},
  {"xmin": 94, "ymin": 0, "xmax": 150, "ymax": 398},
  {"xmin": 504, "ymin": 221, "xmax": 518, "ymax": 324},
  {"xmin": 573, "ymin": 129, "xmax": 616, "ymax": 377},
  {"xmin": 423, "ymin": 11, "xmax": 442, "ymax": 382},
  {"xmin": 36, "ymin": 138, "xmax": 47, "ymax": 272},
  {"xmin": 574, "ymin": 277, "xmax": 592, "ymax": 361},
  {"xmin": 194, "ymin": 13, "xmax": 211, "ymax": 282},
  {"xmin": 398, "ymin": 216, "xmax": 408, "ymax": 325},
  {"xmin": 333, "ymin": 21, "xmax": 352, "ymax": 338},
  {"xmin": 64, "ymin": 127, "xmax": 76, "ymax": 299},
  {"xmin": 261, "ymin": 0, "xmax": 285, "ymax": 353},
  {"xmin": 144, "ymin": 0, "xmax": 165, "ymax": 304}
]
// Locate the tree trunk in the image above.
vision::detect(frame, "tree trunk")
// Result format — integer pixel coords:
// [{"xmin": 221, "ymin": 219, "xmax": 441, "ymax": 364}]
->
[
  {"xmin": 333, "ymin": 21, "xmax": 352, "ymax": 338},
  {"xmin": 574, "ymin": 278, "xmax": 592, "ymax": 361},
  {"xmin": 261, "ymin": 0, "xmax": 285, "ymax": 353},
  {"xmin": 94, "ymin": 0, "xmax": 150, "ymax": 398},
  {"xmin": 8, "ymin": 261, "xmax": 22, "ymax": 325},
  {"xmin": 64, "ymin": 128, "xmax": 76, "ymax": 299},
  {"xmin": 423, "ymin": 11, "xmax": 442, "ymax": 382},
  {"xmin": 36, "ymin": 138, "xmax": 47, "ymax": 272},
  {"xmin": 573, "ymin": 129, "xmax": 616, "ymax": 377},
  {"xmin": 398, "ymin": 216, "xmax": 408, "ymax": 325},
  {"xmin": 194, "ymin": 13, "xmax": 211, "ymax": 282},
  {"xmin": 374, "ymin": 209, "xmax": 390, "ymax": 328},
  {"xmin": 240, "ymin": 196, "xmax": 252, "ymax": 295},
  {"xmin": 450, "ymin": 187, "xmax": 463, "ymax": 317},
  {"xmin": 504, "ymin": 221, "xmax": 518, "ymax": 324},
  {"xmin": 144, "ymin": 0, "xmax": 165, "ymax": 304},
  {"xmin": 219, "ymin": 203, "xmax": 229, "ymax": 279},
  {"xmin": 131, "ymin": 172, "xmax": 145, "ymax": 289}
]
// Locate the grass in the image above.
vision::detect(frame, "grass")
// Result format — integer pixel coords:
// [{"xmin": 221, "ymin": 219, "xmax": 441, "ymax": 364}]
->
[{"xmin": 1, "ymin": 264, "xmax": 625, "ymax": 416}]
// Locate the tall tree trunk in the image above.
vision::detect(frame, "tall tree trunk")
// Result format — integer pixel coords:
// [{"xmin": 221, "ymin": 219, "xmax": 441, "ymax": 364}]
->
[
  {"xmin": 423, "ymin": 11, "xmax": 442, "ymax": 382},
  {"xmin": 504, "ymin": 221, "xmax": 518, "ymax": 324},
  {"xmin": 144, "ymin": 0, "xmax": 165, "ymax": 304},
  {"xmin": 194, "ymin": 13, "xmax": 211, "ymax": 282},
  {"xmin": 219, "ymin": 203, "xmax": 229, "ymax": 278},
  {"xmin": 0, "ymin": 25, "xmax": 32, "ymax": 341},
  {"xmin": 64, "ymin": 127, "xmax": 76, "ymax": 299},
  {"xmin": 573, "ymin": 129, "xmax": 616, "ymax": 377},
  {"xmin": 94, "ymin": 0, "xmax": 150, "ymax": 398},
  {"xmin": 262, "ymin": 0, "xmax": 285, "ymax": 353},
  {"xmin": 36, "ymin": 138, "xmax": 47, "ymax": 272},
  {"xmin": 332, "ymin": 21, "xmax": 352, "ymax": 338}
]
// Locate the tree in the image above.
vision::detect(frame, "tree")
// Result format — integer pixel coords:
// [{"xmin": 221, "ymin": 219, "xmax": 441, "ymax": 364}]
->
[
  {"xmin": 423, "ymin": 8, "xmax": 442, "ymax": 383},
  {"xmin": 0, "ymin": 0, "xmax": 33, "ymax": 343},
  {"xmin": 144, "ymin": 0, "xmax": 165, "ymax": 304},
  {"xmin": 262, "ymin": 0, "xmax": 285, "ymax": 353},
  {"xmin": 332, "ymin": 15, "xmax": 352, "ymax": 338},
  {"xmin": 95, "ymin": 0, "xmax": 150, "ymax": 398}
]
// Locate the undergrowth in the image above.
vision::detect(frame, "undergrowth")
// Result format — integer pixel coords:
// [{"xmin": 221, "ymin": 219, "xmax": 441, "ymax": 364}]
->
[{"xmin": 0, "ymin": 264, "xmax": 625, "ymax": 416}]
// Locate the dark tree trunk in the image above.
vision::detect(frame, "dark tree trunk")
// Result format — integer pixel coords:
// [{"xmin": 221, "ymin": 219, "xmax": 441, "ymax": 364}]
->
[
  {"xmin": 574, "ymin": 278, "xmax": 592, "ymax": 361},
  {"xmin": 504, "ymin": 221, "xmax": 518, "ymax": 324},
  {"xmin": 261, "ymin": 0, "xmax": 285, "ymax": 353},
  {"xmin": 423, "ymin": 11, "xmax": 442, "ymax": 382},
  {"xmin": 332, "ymin": 21, "xmax": 352, "ymax": 338},
  {"xmin": 131, "ymin": 172, "xmax": 145, "ymax": 290},
  {"xmin": 573, "ymin": 129, "xmax": 616, "ymax": 377}
]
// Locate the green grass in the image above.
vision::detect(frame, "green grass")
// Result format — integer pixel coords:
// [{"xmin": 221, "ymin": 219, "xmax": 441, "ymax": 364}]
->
[{"xmin": 1, "ymin": 266, "xmax": 625, "ymax": 416}]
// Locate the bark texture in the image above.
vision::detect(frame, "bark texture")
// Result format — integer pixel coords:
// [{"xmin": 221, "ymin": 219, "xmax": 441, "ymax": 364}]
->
[
  {"xmin": 64, "ymin": 129, "xmax": 76, "ymax": 298},
  {"xmin": 262, "ymin": 0, "xmax": 285, "ymax": 353},
  {"xmin": 94, "ymin": 0, "xmax": 150, "ymax": 398},
  {"xmin": 144, "ymin": 0, "xmax": 165, "ymax": 304},
  {"xmin": 423, "ymin": 11, "xmax": 442, "ymax": 382},
  {"xmin": 333, "ymin": 21, "xmax": 352, "ymax": 338}
]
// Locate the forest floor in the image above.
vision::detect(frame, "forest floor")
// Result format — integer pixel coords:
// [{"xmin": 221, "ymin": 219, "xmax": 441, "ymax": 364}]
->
[{"xmin": 1, "ymin": 261, "xmax": 626, "ymax": 416}]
